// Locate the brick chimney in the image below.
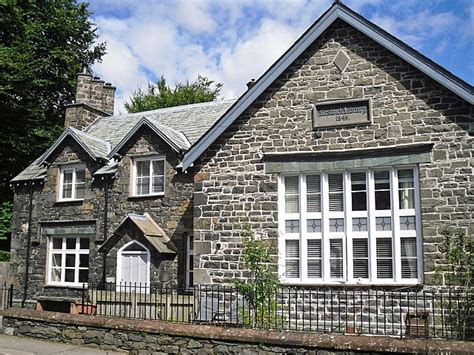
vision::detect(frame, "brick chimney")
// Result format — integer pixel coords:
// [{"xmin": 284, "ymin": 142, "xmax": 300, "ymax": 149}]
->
[{"xmin": 64, "ymin": 67, "xmax": 116, "ymax": 130}]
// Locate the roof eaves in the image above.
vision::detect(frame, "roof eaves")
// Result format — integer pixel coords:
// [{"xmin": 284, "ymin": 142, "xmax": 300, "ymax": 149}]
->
[{"xmin": 180, "ymin": 3, "xmax": 473, "ymax": 171}]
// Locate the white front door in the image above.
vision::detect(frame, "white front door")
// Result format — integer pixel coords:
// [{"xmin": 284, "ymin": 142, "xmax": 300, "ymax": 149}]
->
[
  {"xmin": 117, "ymin": 241, "xmax": 150, "ymax": 292},
  {"xmin": 120, "ymin": 252, "xmax": 148, "ymax": 285}
]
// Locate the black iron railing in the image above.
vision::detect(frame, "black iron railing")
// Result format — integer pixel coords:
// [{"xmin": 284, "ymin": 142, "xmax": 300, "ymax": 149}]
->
[{"xmin": 80, "ymin": 283, "xmax": 473, "ymax": 340}]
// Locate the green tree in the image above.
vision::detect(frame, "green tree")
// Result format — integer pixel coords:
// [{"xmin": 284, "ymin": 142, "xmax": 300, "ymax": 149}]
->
[
  {"xmin": 0, "ymin": 0, "xmax": 105, "ymax": 245},
  {"xmin": 234, "ymin": 224, "xmax": 280, "ymax": 328},
  {"xmin": 125, "ymin": 75, "xmax": 222, "ymax": 113}
]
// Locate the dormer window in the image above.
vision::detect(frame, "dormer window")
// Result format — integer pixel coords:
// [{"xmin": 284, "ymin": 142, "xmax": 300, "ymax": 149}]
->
[
  {"xmin": 132, "ymin": 156, "xmax": 165, "ymax": 196},
  {"xmin": 59, "ymin": 164, "xmax": 86, "ymax": 201}
]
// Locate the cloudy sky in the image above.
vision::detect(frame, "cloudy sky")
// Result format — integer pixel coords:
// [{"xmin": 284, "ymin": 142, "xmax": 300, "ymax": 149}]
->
[{"xmin": 86, "ymin": 0, "xmax": 474, "ymax": 114}]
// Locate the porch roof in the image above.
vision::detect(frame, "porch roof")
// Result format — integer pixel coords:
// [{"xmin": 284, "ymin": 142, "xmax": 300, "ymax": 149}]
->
[{"xmin": 98, "ymin": 213, "xmax": 177, "ymax": 254}]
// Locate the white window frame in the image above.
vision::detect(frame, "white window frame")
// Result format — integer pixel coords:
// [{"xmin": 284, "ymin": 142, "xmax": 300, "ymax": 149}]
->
[
  {"xmin": 58, "ymin": 164, "xmax": 86, "ymax": 201},
  {"xmin": 278, "ymin": 166, "xmax": 422, "ymax": 286},
  {"xmin": 131, "ymin": 155, "xmax": 166, "ymax": 197},
  {"xmin": 47, "ymin": 236, "xmax": 89, "ymax": 287}
]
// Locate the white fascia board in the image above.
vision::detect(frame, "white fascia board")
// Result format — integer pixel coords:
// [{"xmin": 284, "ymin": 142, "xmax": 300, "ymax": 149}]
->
[{"xmin": 181, "ymin": 9, "xmax": 340, "ymax": 171}]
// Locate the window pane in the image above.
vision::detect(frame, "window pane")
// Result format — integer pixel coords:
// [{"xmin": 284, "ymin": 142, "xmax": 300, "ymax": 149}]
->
[
  {"xmin": 79, "ymin": 269, "xmax": 89, "ymax": 283},
  {"xmin": 65, "ymin": 254, "xmax": 75, "ymax": 267},
  {"xmin": 75, "ymin": 169, "xmax": 85, "ymax": 183},
  {"xmin": 351, "ymin": 172, "xmax": 367, "ymax": 211},
  {"xmin": 284, "ymin": 176, "xmax": 299, "ymax": 213},
  {"xmin": 398, "ymin": 169, "xmax": 414, "ymax": 188},
  {"xmin": 306, "ymin": 175, "xmax": 321, "ymax": 212},
  {"xmin": 329, "ymin": 218, "xmax": 344, "ymax": 233},
  {"xmin": 328, "ymin": 174, "xmax": 343, "ymax": 211},
  {"xmin": 400, "ymin": 216, "xmax": 416, "ymax": 231},
  {"xmin": 307, "ymin": 219, "xmax": 321, "ymax": 233},
  {"xmin": 377, "ymin": 260, "xmax": 393, "ymax": 279},
  {"xmin": 308, "ymin": 260, "xmax": 322, "ymax": 278},
  {"xmin": 353, "ymin": 260, "xmax": 369, "ymax": 279},
  {"xmin": 352, "ymin": 218, "xmax": 367, "ymax": 232},
  {"xmin": 66, "ymin": 238, "xmax": 76, "ymax": 249},
  {"xmin": 136, "ymin": 177, "xmax": 150, "ymax": 195},
  {"xmin": 307, "ymin": 239, "xmax": 322, "ymax": 278},
  {"xmin": 375, "ymin": 171, "xmax": 391, "ymax": 210},
  {"xmin": 52, "ymin": 238, "xmax": 62, "ymax": 249},
  {"xmin": 51, "ymin": 268, "xmax": 61, "ymax": 282},
  {"xmin": 353, "ymin": 239, "xmax": 368, "ymax": 258},
  {"xmin": 285, "ymin": 220, "xmax": 300, "ymax": 234},
  {"xmin": 79, "ymin": 254, "xmax": 89, "ymax": 268},
  {"xmin": 136, "ymin": 161, "xmax": 150, "ymax": 178},
  {"xmin": 353, "ymin": 238, "xmax": 369, "ymax": 279},
  {"xmin": 376, "ymin": 238, "xmax": 392, "ymax": 257},
  {"xmin": 63, "ymin": 170, "xmax": 73, "ymax": 184},
  {"xmin": 152, "ymin": 176, "xmax": 164, "ymax": 193},
  {"xmin": 62, "ymin": 184, "xmax": 72, "ymax": 199},
  {"xmin": 307, "ymin": 195, "xmax": 321, "ymax": 213},
  {"xmin": 401, "ymin": 238, "xmax": 417, "ymax": 257},
  {"xmin": 330, "ymin": 239, "xmax": 343, "ymax": 258},
  {"xmin": 285, "ymin": 240, "xmax": 300, "ymax": 278},
  {"xmin": 152, "ymin": 160, "xmax": 165, "ymax": 176},
  {"xmin": 376, "ymin": 238, "xmax": 393, "ymax": 279},
  {"xmin": 307, "ymin": 239, "xmax": 321, "ymax": 258},
  {"xmin": 52, "ymin": 254, "xmax": 62, "ymax": 267},
  {"xmin": 80, "ymin": 238, "xmax": 89, "ymax": 250},
  {"xmin": 399, "ymin": 190, "xmax": 415, "ymax": 209},
  {"xmin": 65, "ymin": 269, "xmax": 75, "ymax": 282},
  {"xmin": 376, "ymin": 217, "xmax": 392, "ymax": 231},
  {"xmin": 75, "ymin": 183, "xmax": 85, "ymax": 199}
]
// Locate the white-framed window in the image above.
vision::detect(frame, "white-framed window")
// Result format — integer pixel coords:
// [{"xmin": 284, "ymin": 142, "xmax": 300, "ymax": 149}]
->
[
  {"xmin": 131, "ymin": 156, "xmax": 165, "ymax": 196},
  {"xmin": 58, "ymin": 164, "xmax": 86, "ymax": 201},
  {"xmin": 278, "ymin": 166, "xmax": 422, "ymax": 285},
  {"xmin": 48, "ymin": 236, "xmax": 89, "ymax": 286}
]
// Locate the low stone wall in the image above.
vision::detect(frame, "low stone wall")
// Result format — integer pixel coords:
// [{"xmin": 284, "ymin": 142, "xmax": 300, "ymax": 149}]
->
[{"xmin": 1, "ymin": 308, "xmax": 473, "ymax": 354}]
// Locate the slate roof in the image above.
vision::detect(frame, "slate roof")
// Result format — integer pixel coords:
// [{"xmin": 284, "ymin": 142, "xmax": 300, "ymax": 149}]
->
[
  {"xmin": 98, "ymin": 213, "xmax": 177, "ymax": 254},
  {"xmin": 12, "ymin": 99, "xmax": 236, "ymax": 182}
]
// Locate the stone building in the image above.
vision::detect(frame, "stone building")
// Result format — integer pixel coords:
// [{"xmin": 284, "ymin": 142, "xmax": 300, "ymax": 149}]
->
[{"xmin": 10, "ymin": 2, "xmax": 473, "ymax": 310}]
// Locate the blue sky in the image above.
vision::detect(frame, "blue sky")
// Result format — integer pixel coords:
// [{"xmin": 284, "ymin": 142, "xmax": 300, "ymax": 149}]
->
[{"xmin": 86, "ymin": 0, "xmax": 474, "ymax": 113}]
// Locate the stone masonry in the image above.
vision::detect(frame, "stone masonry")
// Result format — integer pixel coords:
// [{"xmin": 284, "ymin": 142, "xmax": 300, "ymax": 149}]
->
[{"xmin": 192, "ymin": 19, "xmax": 473, "ymax": 285}]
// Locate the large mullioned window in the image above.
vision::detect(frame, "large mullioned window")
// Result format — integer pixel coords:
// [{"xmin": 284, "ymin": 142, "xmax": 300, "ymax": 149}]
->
[
  {"xmin": 279, "ymin": 167, "xmax": 421, "ymax": 285},
  {"xmin": 48, "ymin": 236, "xmax": 89, "ymax": 286}
]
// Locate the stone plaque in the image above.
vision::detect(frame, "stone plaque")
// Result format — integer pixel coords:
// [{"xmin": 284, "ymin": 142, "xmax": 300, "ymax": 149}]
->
[{"xmin": 313, "ymin": 99, "xmax": 371, "ymax": 129}]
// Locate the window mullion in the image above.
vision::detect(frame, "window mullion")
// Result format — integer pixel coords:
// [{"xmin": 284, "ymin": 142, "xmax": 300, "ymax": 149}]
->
[
  {"xmin": 368, "ymin": 170, "xmax": 377, "ymax": 283},
  {"xmin": 149, "ymin": 160, "xmax": 153, "ymax": 194},
  {"xmin": 71, "ymin": 168, "xmax": 77, "ymax": 200},
  {"xmin": 392, "ymin": 169, "xmax": 401, "ymax": 282},
  {"xmin": 75, "ymin": 237, "xmax": 80, "ymax": 284},
  {"xmin": 344, "ymin": 171, "xmax": 352, "ymax": 283},
  {"xmin": 61, "ymin": 237, "xmax": 66, "ymax": 283},
  {"xmin": 322, "ymin": 173, "xmax": 330, "ymax": 282},
  {"xmin": 300, "ymin": 175, "xmax": 307, "ymax": 282},
  {"xmin": 278, "ymin": 176, "xmax": 285, "ymax": 281},
  {"xmin": 414, "ymin": 167, "xmax": 423, "ymax": 281}
]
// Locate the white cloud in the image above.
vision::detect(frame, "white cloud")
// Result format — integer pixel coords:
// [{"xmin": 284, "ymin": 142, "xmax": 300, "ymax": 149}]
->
[{"xmin": 90, "ymin": 0, "xmax": 473, "ymax": 114}]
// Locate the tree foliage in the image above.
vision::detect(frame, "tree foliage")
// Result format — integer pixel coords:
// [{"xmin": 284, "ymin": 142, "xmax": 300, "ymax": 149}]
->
[
  {"xmin": 125, "ymin": 75, "xmax": 222, "ymax": 113},
  {"xmin": 0, "ymin": 0, "xmax": 105, "ymax": 202}
]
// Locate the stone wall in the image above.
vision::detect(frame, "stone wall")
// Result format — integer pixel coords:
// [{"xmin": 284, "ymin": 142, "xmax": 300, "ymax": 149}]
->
[
  {"xmin": 10, "ymin": 127, "xmax": 193, "ymax": 304},
  {"xmin": 192, "ymin": 19, "xmax": 473, "ymax": 285},
  {"xmin": 3, "ymin": 308, "xmax": 473, "ymax": 354}
]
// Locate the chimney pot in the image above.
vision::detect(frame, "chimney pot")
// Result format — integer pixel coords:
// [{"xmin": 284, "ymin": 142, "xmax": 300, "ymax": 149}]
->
[{"xmin": 246, "ymin": 79, "xmax": 256, "ymax": 89}]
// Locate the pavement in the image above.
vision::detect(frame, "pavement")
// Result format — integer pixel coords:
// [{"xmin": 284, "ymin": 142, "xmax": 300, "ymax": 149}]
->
[{"xmin": 0, "ymin": 334, "xmax": 125, "ymax": 355}]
